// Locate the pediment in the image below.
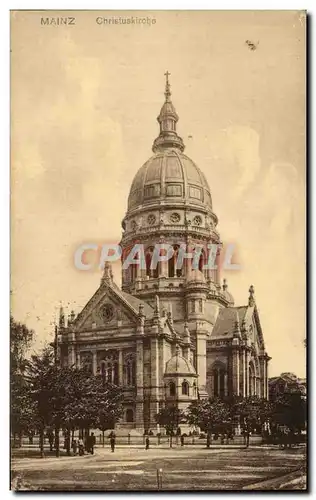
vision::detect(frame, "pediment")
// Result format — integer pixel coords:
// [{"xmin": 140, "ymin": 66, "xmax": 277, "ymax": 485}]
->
[{"xmin": 73, "ymin": 285, "xmax": 139, "ymax": 331}]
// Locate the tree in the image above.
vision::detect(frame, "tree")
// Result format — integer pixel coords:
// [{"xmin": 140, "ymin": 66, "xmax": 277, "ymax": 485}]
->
[
  {"xmin": 229, "ymin": 396, "xmax": 274, "ymax": 434},
  {"xmin": 155, "ymin": 406, "xmax": 186, "ymax": 447},
  {"xmin": 186, "ymin": 398, "xmax": 231, "ymax": 439},
  {"xmin": 27, "ymin": 346, "xmax": 55, "ymax": 456},
  {"xmin": 27, "ymin": 346, "xmax": 124, "ymax": 457},
  {"xmin": 10, "ymin": 315, "xmax": 34, "ymax": 374},
  {"xmin": 10, "ymin": 316, "xmax": 35, "ymax": 446},
  {"xmin": 272, "ymin": 393, "xmax": 306, "ymax": 433}
]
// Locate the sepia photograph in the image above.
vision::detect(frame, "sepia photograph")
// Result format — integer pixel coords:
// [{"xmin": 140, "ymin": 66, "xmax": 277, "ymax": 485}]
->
[{"xmin": 10, "ymin": 10, "xmax": 306, "ymax": 491}]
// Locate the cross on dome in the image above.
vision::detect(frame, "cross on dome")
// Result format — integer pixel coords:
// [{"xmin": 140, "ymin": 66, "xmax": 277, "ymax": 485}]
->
[{"xmin": 164, "ymin": 70, "xmax": 171, "ymax": 101}]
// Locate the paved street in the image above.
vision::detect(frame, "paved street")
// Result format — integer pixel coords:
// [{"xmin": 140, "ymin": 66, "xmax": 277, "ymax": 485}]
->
[{"xmin": 11, "ymin": 445, "xmax": 306, "ymax": 491}]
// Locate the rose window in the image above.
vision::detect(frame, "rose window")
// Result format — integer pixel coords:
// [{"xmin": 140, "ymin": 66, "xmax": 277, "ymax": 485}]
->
[{"xmin": 101, "ymin": 303, "xmax": 114, "ymax": 322}]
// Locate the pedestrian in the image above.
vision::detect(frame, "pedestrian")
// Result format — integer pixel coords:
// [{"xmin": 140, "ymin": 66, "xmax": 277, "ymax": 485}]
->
[
  {"xmin": 78, "ymin": 438, "xmax": 85, "ymax": 456},
  {"xmin": 72, "ymin": 438, "xmax": 78, "ymax": 456},
  {"xmin": 181, "ymin": 434, "xmax": 185, "ymax": 447},
  {"xmin": 245, "ymin": 429, "xmax": 250, "ymax": 448},
  {"xmin": 110, "ymin": 432, "xmax": 116, "ymax": 453},
  {"xmin": 90, "ymin": 432, "xmax": 96, "ymax": 454},
  {"xmin": 206, "ymin": 433, "xmax": 211, "ymax": 449},
  {"xmin": 145, "ymin": 436, "xmax": 150, "ymax": 450}
]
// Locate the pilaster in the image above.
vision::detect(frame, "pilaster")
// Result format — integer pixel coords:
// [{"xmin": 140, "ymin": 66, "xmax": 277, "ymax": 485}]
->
[
  {"xmin": 135, "ymin": 338, "xmax": 144, "ymax": 429},
  {"xmin": 232, "ymin": 344, "xmax": 240, "ymax": 396}
]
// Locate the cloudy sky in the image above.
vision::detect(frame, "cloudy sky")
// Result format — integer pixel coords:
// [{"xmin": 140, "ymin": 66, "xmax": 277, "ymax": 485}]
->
[{"xmin": 11, "ymin": 10, "xmax": 305, "ymax": 376}]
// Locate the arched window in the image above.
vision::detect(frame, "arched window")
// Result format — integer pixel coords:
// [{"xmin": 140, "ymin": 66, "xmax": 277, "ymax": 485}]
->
[
  {"xmin": 169, "ymin": 381, "xmax": 176, "ymax": 397},
  {"xmin": 182, "ymin": 380, "xmax": 189, "ymax": 396},
  {"xmin": 81, "ymin": 353, "xmax": 93, "ymax": 374},
  {"xmin": 168, "ymin": 245, "xmax": 182, "ymax": 278},
  {"xmin": 99, "ymin": 351, "xmax": 119, "ymax": 384},
  {"xmin": 124, "ymin": 354, "xmax": 136, "ymax": 386},
  {"xmin": 126, "ymin": 408, "xmax": 134, "ymax": 423},
  {"xmin": 212, "ymin": 364, "xmax": 226, "ymax": 398},
  {"xmin": 130, "ymin": 253, "xmax": 138, "ymax": 282},
  {"xmin": 249, "ymin": 362, "xmax": 256, "ymax": 396},
  {"xmin": 199, "ymin": 299, "xmax": 203, "ymax": 313},
  {"xmin": 145, "ymin": 247, "xmax": 154, "ymax": 278}
]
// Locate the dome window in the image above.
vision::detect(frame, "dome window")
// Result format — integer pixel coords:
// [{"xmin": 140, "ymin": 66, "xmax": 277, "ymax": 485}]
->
[
  {"xmin": 166, "ymin": 184, "xmax": 182, "ymax": 197},
  {"xmin": 189, "ymin": 186, "xmax": 202, "ymax": 200}
]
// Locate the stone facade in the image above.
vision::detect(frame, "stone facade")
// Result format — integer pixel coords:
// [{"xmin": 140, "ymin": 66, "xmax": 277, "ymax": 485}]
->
[{"xmin": 58, "ymin": 75, "xmax": 270, "ymax": 433}]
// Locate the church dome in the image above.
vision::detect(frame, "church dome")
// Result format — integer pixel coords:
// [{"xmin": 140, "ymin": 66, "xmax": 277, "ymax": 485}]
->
[
  {"xmin": 128, "ymin": 149, "xmax": 212, "ymax": 211},
  {"xmin": 165, "ymin": 351, "xmax": 196, "ymax": 376}
]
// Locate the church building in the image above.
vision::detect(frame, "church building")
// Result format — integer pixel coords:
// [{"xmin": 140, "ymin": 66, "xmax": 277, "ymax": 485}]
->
[{"xmin": 58, "ymin": 74, "xmax": 270, "ymax": 433}]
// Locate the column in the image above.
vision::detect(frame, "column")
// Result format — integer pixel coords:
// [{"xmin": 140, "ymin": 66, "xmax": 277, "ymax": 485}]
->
[
  {"xmin": 158, "ymin": 337, "xmax": 166, "ymax": 400},
  {"xmin": 224, "ymin": 373, "xmax": 228, "ymax": 396},
  {"xmin": 245, "ymin": 350, "xmax": 250, "ymax": 397},
  {"xmin": 232, "ymin": 349, "xmax": 240, "ymax": 396},
  {"xmin": 92, "ymin": 350, "xmax": 97, "ymax": 375},
  {"xmin": 135, "ymin": 338, "xmax": 144, "ymax": 430},
  {"xmin": 217, "ymin": 371, "xmax": 221, "ymax": 396},
  {"xmin": 242, "ymin": 350, "xmax": 246, "ymax": 397},
  {"xmin": 265, "ymin": 358, "xmax": 269, "ymax": 400},
  {"xmin": 259, "ymin": 357, "xmax": 265, "ymax": 399},
  {"xmin": 150, "ymin": 338, "xmax": 160, "ymax": 429},
  {"xmin": 210, "ymin": 373, "xmax": 214, "ymax": 397},
  {"xmin": 76, "ymin": 349, "xmax": 81, "ymax": 369},
  {"xmin": 256, "ymin": 378, "xmax": 260, "ymax": 397},
  {"xmin": 118, "ymin": 350, "xmax": 124, "ymax": 386},
  {"xmin": 196, "ymin": 328, "xmax": 207, "ymax": 393},
  {"xmin": 68, "ymin": 345, "xmax": 76, "ymax": 367}
]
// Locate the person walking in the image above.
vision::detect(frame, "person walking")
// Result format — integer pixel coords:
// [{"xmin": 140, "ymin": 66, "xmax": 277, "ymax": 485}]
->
[
  {"xmin": 206, "ymin": 433, "xmax": 211, "ymax": 449},
  {"xmin": 110, "ymin": 432, "xmax": 116, "ymax": 453},
  {"xmin": 90, "ymin": 432, "xmax": 96, "ymax": 454},
  {"xmin": 78, "ymin": 438, "xmax": 85, "ymax": 456},
  {"xmin": 145, "ymin": 436, "xmax": 150, "ymax": 450},
  {"xmin": 181, "ymin": 434, "xmax": 185, "ymax": 447},
  {"xmin": 72, "ymin": 438, "xmax": 78, "ymax": 456}
]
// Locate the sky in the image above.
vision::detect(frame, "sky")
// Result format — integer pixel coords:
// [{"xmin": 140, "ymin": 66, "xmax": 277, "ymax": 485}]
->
[{"xmin": 11, "ymin": 10, "xmax": 306, "ymax": 377}]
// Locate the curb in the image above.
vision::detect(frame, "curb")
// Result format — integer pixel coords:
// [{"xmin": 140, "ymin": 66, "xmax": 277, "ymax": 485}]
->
[{"xmin": 242, "ymin": 468, "xmax": 306, "ymax": 490}]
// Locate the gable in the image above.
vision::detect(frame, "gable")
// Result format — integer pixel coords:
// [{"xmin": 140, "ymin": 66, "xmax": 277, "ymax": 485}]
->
[
  {"xmin": 209, "ymin": 304, "xmax": 265, "ymax": 353},
  {"xmin": 73, "ymin": 284, "xmax": 153, "ymax": 331},
  {"xmin": 211, "ymin": 306, "xmax": 247, "ymax": 339}
]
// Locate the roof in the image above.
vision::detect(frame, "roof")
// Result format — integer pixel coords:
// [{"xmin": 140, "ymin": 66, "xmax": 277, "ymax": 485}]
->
[
  {"xmin": 165, "ymin": 353, "xmax": 196, "ymax": 376},
  {"xmin": 120, "ymin": 290, "xmax": 154, "ymax": 317},
  {"xmin": 211, "ymin": 306, "xmax": 248, "ymax": 339},
  {"xmin": 127, "ymin": 149, "xmax": 212, "ymax": 210}
]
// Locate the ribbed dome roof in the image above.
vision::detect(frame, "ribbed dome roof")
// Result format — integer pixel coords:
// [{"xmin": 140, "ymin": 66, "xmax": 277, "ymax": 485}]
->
[
  {"xmin": 165, "ymin": 352, "xmax": 196, "ymax": 376},
  {"xmin": 186, "ymin": 269, "xmax": 207, "ymax": 284},
  {"xmin": 128, "ymin": 149, "xmax": 212, "ymax": 210}
]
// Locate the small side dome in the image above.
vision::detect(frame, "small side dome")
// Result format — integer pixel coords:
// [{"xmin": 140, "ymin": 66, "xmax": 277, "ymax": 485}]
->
[
  {"xmin": 186, "ymin": 269, "xmax": 206, "ymax": 284},
  {"xmin": 222, "ymin": 289, "xmax": 235, "ymax": 305},
  {"xmin": 222, "ymin": 279, "xmax": 234, "ymax": 305},
  {"xmin": 165, "ymin": 353, "xmax": 196, "ymax": 376}
]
